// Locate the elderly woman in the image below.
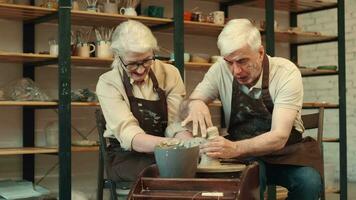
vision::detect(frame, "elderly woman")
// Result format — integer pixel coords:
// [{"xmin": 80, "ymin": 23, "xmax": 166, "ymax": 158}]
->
[{"xmin": 96, "ymin": 20, "xmax": 190, "ymax": 182}]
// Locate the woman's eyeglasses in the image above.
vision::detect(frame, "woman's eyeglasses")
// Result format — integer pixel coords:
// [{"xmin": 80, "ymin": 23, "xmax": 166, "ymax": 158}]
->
[{"xmin": 119, "ymin": 55, "xmax": 155, "ymax": 71}]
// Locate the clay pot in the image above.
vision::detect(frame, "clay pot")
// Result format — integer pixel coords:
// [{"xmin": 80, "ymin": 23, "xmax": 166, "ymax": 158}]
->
[{"xmin": 154, "ymin": 145, "xmax": 199, "ymax": 178}]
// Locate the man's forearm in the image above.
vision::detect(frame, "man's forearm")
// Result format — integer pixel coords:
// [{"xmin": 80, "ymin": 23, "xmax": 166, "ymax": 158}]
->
[{"xmin": 234, "ymin": 131, "xmax": 289, "ymax": 157}]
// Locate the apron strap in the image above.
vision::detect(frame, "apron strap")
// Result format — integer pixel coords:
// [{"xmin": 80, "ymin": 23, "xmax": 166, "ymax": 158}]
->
[{"xmin": 261, "ymin": 54, "xmax": 274, "ymax": 114}]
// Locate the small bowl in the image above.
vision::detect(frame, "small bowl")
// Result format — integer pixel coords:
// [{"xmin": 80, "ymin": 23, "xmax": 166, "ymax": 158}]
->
[
  {"xmin": 169, "ymin": 52, "xmax": 190, "ymax": 62},
  {"xmin": 210, "ymin": 55, "xmax": 222, "ymax": 63},
  {"xmin": 191, "ymin": 53, "xmax": 210, "ymax": 63}
]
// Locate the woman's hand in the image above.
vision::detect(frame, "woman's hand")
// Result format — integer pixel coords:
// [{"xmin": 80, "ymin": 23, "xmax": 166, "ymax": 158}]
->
[
  {"xmin": 181, "ymin": 99, "xmax": 213, "ymax": 138},
  {"xmin": 200, "ymin": 136, "xmax": 239, "ymax": 159}
]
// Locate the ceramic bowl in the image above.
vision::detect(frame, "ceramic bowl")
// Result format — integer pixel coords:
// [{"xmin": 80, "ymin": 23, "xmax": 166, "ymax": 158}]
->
[
  {"xmin": 154, "ymin": 145, "xmax": 199, "ymax": 178},
  {"xmin": 191, "ymin": 53, "xmax": 210, "ymax": 63}
]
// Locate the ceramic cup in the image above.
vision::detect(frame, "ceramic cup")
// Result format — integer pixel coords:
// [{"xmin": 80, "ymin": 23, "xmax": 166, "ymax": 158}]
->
[
  {"xmin": 169, "ymin": 52, "xmax": 190, "ymax": 62},
  {"xmin": 96, "ymin": 41, "xmax": 113, "ymax": 58},
  {"xmin": 77, "ymin": 43, "xmax": 95, "ymax": 57},
  {"xmin": 209, "ymin": 11, "xmax": 224, "ymax": 25},
  {"xmin": 191, "ymin": 11, "xmax": 203, "ymax": 22},
  {"xmin": 120, "ymin": 7, "xmax": 137, "ymax": 16},
  {"xmin": 103, "ymin": 2, "xmax": 118, "ymax": 14},
  {"xmin": 87, "ymin": 5, "xmax": 98, "ymax": 12},
  {"xmin": 147, "ymin": 5, "xmax": 164, "ymax": 18},
  {"xmin": 72, "ymin": 0, "xmax": 79, "ymax": 10},
  {"xmin": 49, "ymin": 44, "xmax": 59, "ymax": 56},
  {"xmin": 154, "ymin": 145, "xmax": 199, "ymax": 178}
]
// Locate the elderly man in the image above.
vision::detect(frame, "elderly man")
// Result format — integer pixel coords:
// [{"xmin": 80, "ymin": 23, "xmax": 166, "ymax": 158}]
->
[
  {"xmin": 96, "ymin": 20, "xmax": 190, "ymax": 182},
  {"xmin": 181, "ymin": 19, "xmax": 322, "ymax": 200}
]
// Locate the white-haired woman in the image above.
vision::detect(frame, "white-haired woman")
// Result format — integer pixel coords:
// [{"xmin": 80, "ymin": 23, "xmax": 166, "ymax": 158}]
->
[{"xmin": 96, "ymin": 20, "xmax": 190, "ymax": 182}]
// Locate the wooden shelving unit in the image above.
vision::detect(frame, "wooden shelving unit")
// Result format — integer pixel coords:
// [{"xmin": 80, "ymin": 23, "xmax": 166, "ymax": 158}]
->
[{"xmin": 0, "ymin": 146, "xmax": 99, "ymax": 155}]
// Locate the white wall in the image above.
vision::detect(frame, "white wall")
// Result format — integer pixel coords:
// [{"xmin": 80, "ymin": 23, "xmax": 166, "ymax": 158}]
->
[{"xmin": 0, "ymin": 0, "xmax": 355, "ymax": 199}]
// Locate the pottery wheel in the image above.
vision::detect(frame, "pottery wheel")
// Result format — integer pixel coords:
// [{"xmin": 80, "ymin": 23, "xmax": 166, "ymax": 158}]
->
[{"xmin": 197, "ymin": 163, "xmax": 246, "ymax": 173}]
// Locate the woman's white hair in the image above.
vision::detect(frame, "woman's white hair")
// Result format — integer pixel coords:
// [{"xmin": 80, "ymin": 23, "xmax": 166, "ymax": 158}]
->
[
  {"xmin": 217, "ymin": 19, "xmax": 261, "ymax": 56},
  {"xmin": 110, "ymin": 20, "xmax": 158, "ymax": 57}
]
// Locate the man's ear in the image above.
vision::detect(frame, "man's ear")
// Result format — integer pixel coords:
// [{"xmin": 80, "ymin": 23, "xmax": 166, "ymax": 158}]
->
[{"xmin": 258, "ymin": 45, "xmax": 265, "ymax": 60}]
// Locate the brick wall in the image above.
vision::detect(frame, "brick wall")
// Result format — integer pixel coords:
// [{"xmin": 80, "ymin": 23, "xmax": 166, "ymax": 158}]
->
[{"xmin": 298, "ymin": 0, "xmax": 356, "ymax": 182}]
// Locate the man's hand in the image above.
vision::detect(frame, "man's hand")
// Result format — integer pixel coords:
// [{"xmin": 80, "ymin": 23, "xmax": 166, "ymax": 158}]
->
[
  {"xmin": 181, "ymin": 99, "xmax": 213, "ymax": 137},
  {"xmin": 200, "ymin": 136, "xmax": 239, "ymax": 159}
]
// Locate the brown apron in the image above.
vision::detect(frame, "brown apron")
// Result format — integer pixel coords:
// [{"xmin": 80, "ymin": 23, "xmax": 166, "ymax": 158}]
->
[
  {"xmin": 227, "ymin": 54, "xmax": 323, "ymax": 176},
  {"xmin": 107, "ymin": 69, "xmax": 168, "ymax": 182}
]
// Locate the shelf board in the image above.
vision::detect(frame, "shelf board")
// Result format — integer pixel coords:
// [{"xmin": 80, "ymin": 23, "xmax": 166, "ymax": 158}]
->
[
  {"xmin": 325, "ymin": 187, "xmax": 340, "ymax": 194},
  {"xmin": 207, "ymin": 100, "xmax": 338, "ymax": 109},
  {"xmin": 231, "ymin": 0, "xmax": 338, "ymax": 13},
  {"xmin": 0, "ymin": 52, "xmax": 56, "ymax": 63},
  {"xmin": 0, "ymin": 147, "xmax": 58, "ymax": 155},
  {"xmin": 302, "ymin": 102, "xmax": 338, "ymax": 108},
  {"xmin": 202, "ymin": 0, "xmax": 338, "ymax": 13},
  {"xmin": 71, "ymin": 56, "xmax": 113, "ymax": 67},
  {"xmin": 299, "ymin": 68, "xmax": 338, "ymax": 76},
  {"xmin": 0, "ymin": 146, "xmax": 99, "ymax": 155},
  {"xmin": 0, "ymin": 3, "xmax": 172, "ymax": 27},
  {"xmin": 185, "ymin": 62, "xmax": 212, "ymax": 70},
  {"xmin": 183, "ymin": 20, "xmax": 224, "ymax": 36},
  {"xmin": 71, "ymin": 146, "xmax": 99, "ymax": 152},
  {"xmin": 0, "ymin": 3, "xmax": 56, "ymax": 22},
  {"xmin": 273, "ymin": 31, "xmax": 337, "ymax": 44},
  {"xmin": 0, "ymin": 101, "xmax": 99, "ymax": 107},
  {"xmin": 0, "ymin": 52, "xmax": 114, "ymax": 67},
  {"xmin": 71, "ymin": 10, "xmax": 173, "ymax": 27},
  {"xmin": 323, "ymin": 137, "xmax": 339, "ymax": 142},
  {"xmin": 185, "ymin": 62, "xmax": 338, "ymax": 77}
]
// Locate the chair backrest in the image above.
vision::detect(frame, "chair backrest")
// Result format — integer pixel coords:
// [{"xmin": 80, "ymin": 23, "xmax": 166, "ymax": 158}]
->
[
  {"xmin": 301, "ymin": 107, "xmax": 325, "ymax": 145},
  {"xmin": 95, "ymin": 109, "xmax": 111, "ymax": 176}
]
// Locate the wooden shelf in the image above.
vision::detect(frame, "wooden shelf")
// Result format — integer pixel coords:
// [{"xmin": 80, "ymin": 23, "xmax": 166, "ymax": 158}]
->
[
  {"xmin": 185, "ymin": 62, "xmax": 338, "ymax": 77},
  {"xmin": 201, "ymin": 0, "xmax": 337, "ymax": 13},
  {"xmin": 323, "ymin": 137, "xmax": 340, "ymax": 142},
  {"xmin": 208, "ymin": 100, "xmax": 338, "ymax": 109},
  {"xmin": 71, "ymin": 146, "xmax": 99, "ymax": 152},
  {"xmin": 302, "ymin": 102, "xmax": 338, "ymax": 108},
  {"xmin": 0, "ymin": 147, "xmax": 58, "ymax": 155},
  {"xmin": 0, "ymin": 52, "xmax": 56, "ymax": 64},
  {"xmin": 325, "ymin": 187, "xmax": 340, "ymax": 194},
  {"xmin": 71, "ymin": 56, "xmax": 113, "ymax": 67},
  {"xmin": 0, "ymin": 101, "xmax": 99, "ymax": 107},
  {"xmin": 273, "ymin": 31, "xmax": 337, "ymax": 44},
  {"xmin": 183, "ymin": 20, "xmax": 224, "ymax": 36},
  {"xmin": 0, "ymin": 146, "xmax": 98, "ymax": 155},
  {"xmin": 71, "ymin": 10, "xmax": 172, "ymax": 27},
  {"xmin": 299, "ymin": 67, "xmax": 338, "ymax": 76},
  {"xmin": 177, "ymin": 20, "xmax": 336, "ymax": 45},
  {"xmin": 0, "ymin": 3, "xmax": 56, "ymax": 22},
  {"xmin": 0, "ymin": 52, "xmax": 114, "ymax": 67},
  {"xmin": 185, "ymin": 62, "xmax": 212, "ymax": 70},
  {"xmin": 232, "ymin": 0, "xmax": 337, "ymax": 13},
  {"xmin": 0, "ymin": 3, "xmax": 172, "ymax": 28}
]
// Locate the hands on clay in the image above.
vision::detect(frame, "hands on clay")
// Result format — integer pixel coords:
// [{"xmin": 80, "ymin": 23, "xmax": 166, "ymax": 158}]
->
[
  {"xmin": 200, "ymin": 136, "xmax": 238, "ymax": 159},
  {"xmin": 181, "ymin": 99, "xmax": 213, "ymax": 138}
]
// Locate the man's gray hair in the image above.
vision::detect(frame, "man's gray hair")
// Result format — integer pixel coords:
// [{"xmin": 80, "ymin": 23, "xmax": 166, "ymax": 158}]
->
[{"xmin": 217, "ymin": 19, "xmax": 261, "ymax": 56}]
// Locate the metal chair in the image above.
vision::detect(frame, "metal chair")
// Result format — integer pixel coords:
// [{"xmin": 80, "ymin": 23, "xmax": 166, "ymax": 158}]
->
[
  {"xmin": 267, "ymin": 107, "xmax": 325, "ymax": 200},
  {"xmin": 95, "ymin": 109, "xmax": 132, "ymax": 200}
]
